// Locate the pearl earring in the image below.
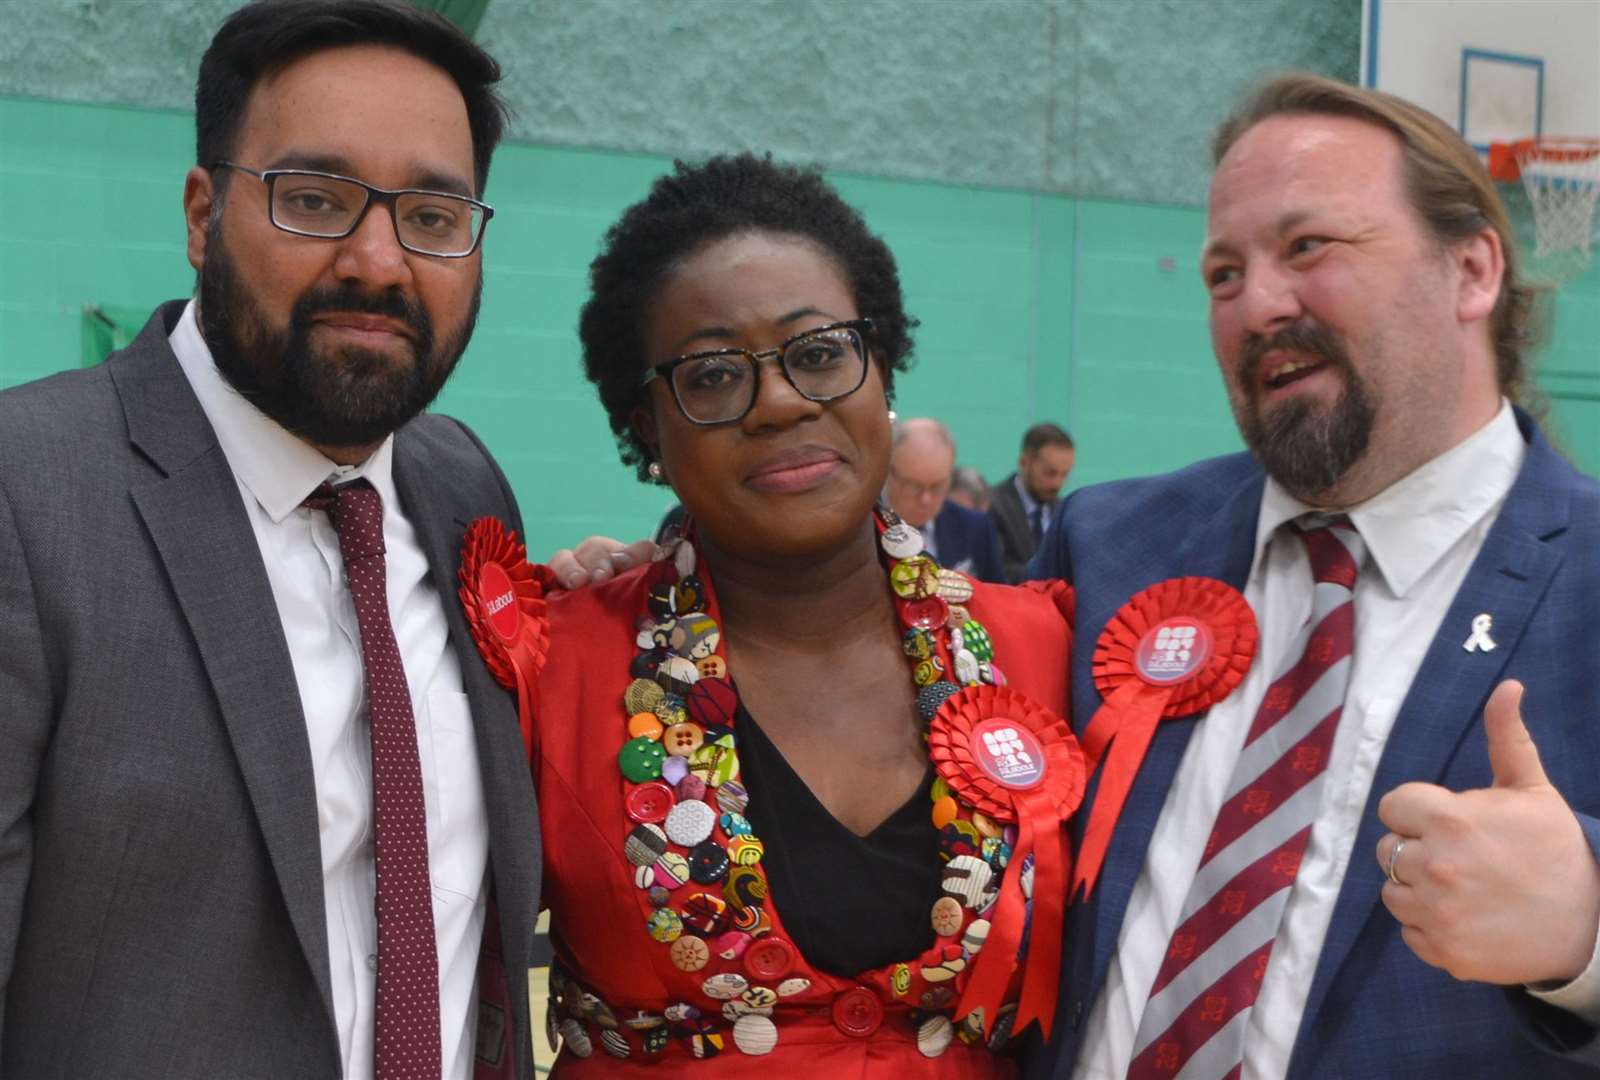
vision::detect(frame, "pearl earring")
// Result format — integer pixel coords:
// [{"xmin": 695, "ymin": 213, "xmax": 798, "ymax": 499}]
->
[
  {"xmin": 887, "ymin": 409, "xmax": 897, "ymax": 422},
  {"xmin": 648, "ymin": 461, "xmax": 665, "ymax": 481}
]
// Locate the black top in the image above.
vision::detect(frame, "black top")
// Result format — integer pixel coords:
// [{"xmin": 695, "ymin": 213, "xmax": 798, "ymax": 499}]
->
[{"xmin": 737, "ymin": 705, "xmax": 941, "ymax": 976}]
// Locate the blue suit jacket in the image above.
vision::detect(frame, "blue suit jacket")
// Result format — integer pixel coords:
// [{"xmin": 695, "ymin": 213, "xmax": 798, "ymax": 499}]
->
[
  {"xmin": 932, "ymin": 500, "xmax": 1007, "ymax": 583},
  {"xmin": 1023, "ymin": 410, "xmax": 1600, "ymax": 1078}
]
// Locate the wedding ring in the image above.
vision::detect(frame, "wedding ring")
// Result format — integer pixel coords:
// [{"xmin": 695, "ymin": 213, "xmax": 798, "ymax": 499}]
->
[{"xmin": 1386, "ymin": 837, "xmax": 1408, "ymax": 886}]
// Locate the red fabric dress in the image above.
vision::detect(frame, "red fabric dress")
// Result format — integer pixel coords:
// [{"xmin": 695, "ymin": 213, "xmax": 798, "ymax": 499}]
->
[{"xmin": 473, "ymin": 529, "xmax": 1078, "ymax": 1076}]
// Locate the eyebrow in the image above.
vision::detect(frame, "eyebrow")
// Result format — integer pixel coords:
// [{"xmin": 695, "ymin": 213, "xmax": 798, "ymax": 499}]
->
[
  {"xmin": 669, "ymin": 306, "xmax": 842, "ymax": 352},
  {"xmin": 265, "ymin": 152, "xmax": 475, "ymax": 197},
  {"xmin": 1201, "ymin": 210, "xmax": 1316, "ymax": 262}
]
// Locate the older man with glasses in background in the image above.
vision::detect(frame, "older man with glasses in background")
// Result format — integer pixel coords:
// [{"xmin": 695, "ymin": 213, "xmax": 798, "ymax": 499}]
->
[
  {"xmin": 884, "ymin": 417, "xmax": 1007, "ymax": 583},
  {"xmin": 0, "ymin": 2, "xmax": 540, "ymax": 1078}
]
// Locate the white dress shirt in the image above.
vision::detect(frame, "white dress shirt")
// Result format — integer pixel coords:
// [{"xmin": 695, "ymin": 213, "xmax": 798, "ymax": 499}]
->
[
  {"xmin": 1077, "ymin": 401, "xmax": 1600, "ymax": 1079},
  {"xmin": 170, "ymin": 301, "xmax": 490, "ymax": 1080}
]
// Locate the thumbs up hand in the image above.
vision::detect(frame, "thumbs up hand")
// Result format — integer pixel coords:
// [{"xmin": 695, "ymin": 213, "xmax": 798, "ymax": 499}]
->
[{"xmin": 1376, "ymin": 680, "xmax": 1600, "ymax": 985}]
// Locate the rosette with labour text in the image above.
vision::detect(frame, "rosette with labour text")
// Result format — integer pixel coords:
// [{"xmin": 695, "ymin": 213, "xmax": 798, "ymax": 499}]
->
[
  {"xmin": 1073, "ymin": 577, "xmax": 1256, "ymax": 896},
  {"xmin": 458, "ymin": 517, "xmax": 554, "ymax": 759},
  {"xmin": 928, "ymin": 685, "xmax": 1085, "ymax": 1042}
]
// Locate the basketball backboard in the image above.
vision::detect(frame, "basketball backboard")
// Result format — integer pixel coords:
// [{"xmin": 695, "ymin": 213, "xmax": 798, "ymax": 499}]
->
[{"xmin": 1362, "ymin": 0, "xmax": 1600, "ymax": 150}]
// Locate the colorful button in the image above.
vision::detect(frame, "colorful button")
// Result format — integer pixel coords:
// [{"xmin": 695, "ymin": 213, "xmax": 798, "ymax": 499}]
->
[
  {"xmin": 899, "ymin": 595, "xmax": 951, "ymax": 631},
  {"xmin": 619, "ymin": 736, "xmax": 666, "ymax": 782},
  {"xmin": 627, "ymin": 711, "xmax": 665, "ymax": 741},
  {"xmin": 724, "ymin": 865, "xmax": 768, "ymax": 909},
  {"xmin": 642, "ymin": 1026, "xmax": 671, "ymax": 1054},
  {"xmin": 776, "ymin": 977, "xmax": 811, "ymax": 997},
  {"xmin": 732, "ymin": 1014, "xmax": 778, "ymax": 1056},
  {"xmin": 891, "ymin": 963, "xmax": 911, "ymax": 997},
  {"xmin": 626, "ymin": 781, "xmax": 676, "ymax": 824},
  {"xmin": 670, "ymin": 935, "xmax": 710, "ymax": 972},
  {"xmin": 880, "ymin": 522, "xmax": 924, "ymax": 559},
  {"xmin": 681, "ymin": 891, "xmax": 729, "ymax": 934},
  {"xmin": 646, "ymin": 907, "xmax": 683, "ymax": 943},
  {"xmin": 915, "ymin": 680, "xmax": 962, "ymax": 721},
  {"xmin": 716, "ymin": 780, "xmax": 750, "ymax": 815},
  {"xmin": 624, "ymin": 823, "xmax": 669, "ymax": 866},
  {"xmin": 686, "ymin": 677, "xmax": 739, "ymax": 727},
  {"xmin": 730, "ymin": 904, "xmax": 771, "ymax": 936},
  {"xmin": 715, "ymin": 930, "xmax": 753, "ymax": 961},
  {"xmin": 663, "ymin": 721, "xmax": 706, "ymax": 757},
  {"xmin": 943, "ymin": 854, "xmax": 995, "ymax": 908},
  {"xmin": 935, "ymin": 569, "xmax": 974, "ymax": 604},
  {"xmin": 701, "ymin": 972, "xmax": 749, "ymax": 1000},
  {"xmin": 917, "ymin": 1015, "xmax": 954, "ymax": 1059},
  {"xmin": 913, "ymin": 657, "xmax": 945, "ymax": 686},
  {"xmin": 671, "ymin": 576, "xmax": 705, "ymax": 617},
  {"xmin": 669, "ymin": 611, "xmax": 719, "ymax": 657},
  {"xmin": 720, "ymin": 812, "xmax": 753, "ymax": 837},
  {"xmin": 655, "ymin": 655, "xmax": 700, "ymax": 693},
  {"xmin": 890, "ymin": 555, "xmax": 939, "ymax": 599},
  {"xmin": 624, "ymin": 677, "xmax": 665, "ymax": 716},
  {"xmin": 688, "ymin": 840, "xmax": 732, "ymax": 884},
  {"xmin": 689, "ymin": 742, "xmax": 739, "ymax": 787},
  {"xmin": 743, "ymin": 937, "xmax": 795, "ymax": 980},
  {"xmin": 676, "ymin": 773, "xmax": 708, "ymax": 804},
  {"xmin": 647, "ymin": 885, "xmax": 671, "ymax": 907},
  {"xmin": 728, "ymin": 835, "xmax": 765, "ymax": 866},
  {"xmin": 961, "ymin": 619, "xmax": 994, "ymax": 661},
  {"xmin": 656, "ymin": 695, "xmax": 689, "ymax": 727},
  {"xmin": 962, "ymin": 918, "xmax": 990, "ymax": 957},
  {"xmin": 662, "ymin": 755, "xmax": 690, "ymax": 785},
  {"xmin": 696, "ymin": 655, "xmax": 728, "ymax": 679},
  {"xmin": 931, "ymin": 895, "xmax": 964, "ymax": 936},
  {"xmin": 665, "ymin": 798, "xmax": 716, "ymax": 846},
  {"xmin": 831, "ymin": 986, "xmax": 883, "ymax": 1037},
  {"xmin": 652, "ymin": 851, "xmax": 691, "ymax": 889}
]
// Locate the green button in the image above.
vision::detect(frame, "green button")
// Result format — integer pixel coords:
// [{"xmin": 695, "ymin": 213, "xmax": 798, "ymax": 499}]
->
[{"xmin": 619, "ymin": 735, "xmax": 667, "ymax": 782}]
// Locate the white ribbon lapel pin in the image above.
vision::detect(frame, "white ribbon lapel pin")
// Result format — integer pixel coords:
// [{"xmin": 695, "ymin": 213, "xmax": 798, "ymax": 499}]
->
[{"xmin": 1463, "ymin": 613, "xmax": 1498, "ymax": 653}]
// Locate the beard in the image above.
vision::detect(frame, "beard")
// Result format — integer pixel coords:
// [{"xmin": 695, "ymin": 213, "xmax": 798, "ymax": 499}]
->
[
  {"xmin": 1234, "ymin": 319, "xmax": 1376, "ymax": 501},
  {"xmin": 197, "ymin": 218, "xmax": 480, "ymax": 450}
]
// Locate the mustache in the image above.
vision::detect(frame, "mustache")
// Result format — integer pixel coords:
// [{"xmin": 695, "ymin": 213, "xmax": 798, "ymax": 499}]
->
[
  {"xmin": 1239, "ymin": 319, "xmax": 1350, "ymax": 390},
  {"xmin": 289, "ymin": 282, "xmax": 431, "ymax": 344}
]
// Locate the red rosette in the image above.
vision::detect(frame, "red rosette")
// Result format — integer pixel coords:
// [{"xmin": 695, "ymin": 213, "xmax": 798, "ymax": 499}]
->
[
  {"xmin": 1072, "ymin": 576, "xmax": 1256, "ymax": 897},
  {"xmin": 458, "ymin": 517, "xmax": 554, "ymax": 761},
  {"xmin": 928, "ymin": 685, "xmax": 1084, "ymax": 1042}
]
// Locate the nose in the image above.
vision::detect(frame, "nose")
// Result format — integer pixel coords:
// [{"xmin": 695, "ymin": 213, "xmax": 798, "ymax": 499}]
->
[
  {"xmin": 331, "ymin": 201, "xmax": 413, "ymax": 292},
  {"xmin": 1235, "ymin": 261, "xmax": 1303, "ymax": 337},
  {"xmin": 741, "ymin": 354, "xmax": 822, "ymax": 433}
]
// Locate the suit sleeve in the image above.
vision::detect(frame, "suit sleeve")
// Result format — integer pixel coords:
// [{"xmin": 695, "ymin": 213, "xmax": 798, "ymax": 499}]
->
[
  {"xmin": 1510, "ymin": 810, "xmax": 1600, "ymax": 1065},
  {"xmin": 0, "ymin": 474, "xmax": 53, "ymax": 1051},
  {"xmin": 976, "ymin": 515, "xmax": 1008, "ymax": 584}
]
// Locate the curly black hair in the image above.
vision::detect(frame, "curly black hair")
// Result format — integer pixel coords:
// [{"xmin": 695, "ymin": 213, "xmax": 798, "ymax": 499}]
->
[{"xmin": 578, "ymin": 153, "xmax": 918, "ymax": 482}]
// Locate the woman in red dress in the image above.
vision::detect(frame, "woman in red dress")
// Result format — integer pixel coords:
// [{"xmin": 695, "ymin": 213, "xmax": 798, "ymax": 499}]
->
[{"xmin": 461, "ymin": 155, "xmax": 1088, "ymax": 1075}]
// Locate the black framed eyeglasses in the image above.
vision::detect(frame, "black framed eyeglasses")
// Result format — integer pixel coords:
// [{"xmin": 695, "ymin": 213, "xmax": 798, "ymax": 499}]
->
[
  {"xmin": 641, "ymin": 319, "xmax": 875, "ymax": 425},
  {"xmin": 211, "ymin": 161, "xmax": 493, "ymax": 258}
]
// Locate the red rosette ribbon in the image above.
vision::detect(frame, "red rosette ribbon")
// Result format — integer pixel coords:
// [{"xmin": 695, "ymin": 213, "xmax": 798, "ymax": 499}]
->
[
  {"xmin": 457, "ymin": 517, "xmax": 554, "ymax": 761},
  {"xmin": 928, "ymin": 685, "xmax": 1085, "ymax": 1042},
  {"xmin": 1073, "ymin": 576, "xmax": 1257, "ymax": 897}
]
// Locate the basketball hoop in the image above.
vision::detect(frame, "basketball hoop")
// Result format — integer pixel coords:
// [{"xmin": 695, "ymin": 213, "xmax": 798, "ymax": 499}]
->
[{"xmin": 1488, "ymin": 137, "xmax": 1600, "ymax": 273}]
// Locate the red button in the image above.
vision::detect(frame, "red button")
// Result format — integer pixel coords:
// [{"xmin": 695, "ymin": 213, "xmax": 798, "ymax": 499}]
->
[
  {"xmin": 898, "ymin": 596, "xmax": 950, "ymax": 631},
  {"xmin": 625, "ymin": 781, "xmax": 676, "ymax": 824},
  {"xmin": 831, "ymin": 986, "xmax": 883, "ymax": 1038},
  {"xmin": 743, "ymin": 937, "xmax": 795, "ymax": 980}
]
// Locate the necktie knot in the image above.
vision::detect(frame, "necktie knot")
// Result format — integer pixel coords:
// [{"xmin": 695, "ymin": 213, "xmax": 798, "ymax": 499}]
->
[
  {"xmin": 305, "ymin": 478, "xmax": 386, "ymax": 561},
  {"xmin": 1294, "ymin": 514, "xmax": 1364, "ymax": 589}
]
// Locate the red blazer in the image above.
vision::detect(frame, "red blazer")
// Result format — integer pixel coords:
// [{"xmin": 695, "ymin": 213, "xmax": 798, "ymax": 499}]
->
[{"xmin": 529, "ymin": 560, "xmax": 1073, "ymax": 1076}]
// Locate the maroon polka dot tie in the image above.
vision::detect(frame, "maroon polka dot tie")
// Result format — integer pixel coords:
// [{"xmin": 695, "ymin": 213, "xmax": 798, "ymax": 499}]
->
[{"xmin": 307, "ymin": 480, "xmax": 441, "ymax": 1080}]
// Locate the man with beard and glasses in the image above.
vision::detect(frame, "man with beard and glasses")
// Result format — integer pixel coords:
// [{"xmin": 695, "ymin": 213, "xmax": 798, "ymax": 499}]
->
[
  {"xmin": 1025, "ymin": 74, "xmax": 1600, "ymax": 1079},
  {"xmin": 0, "ymin": 3, "xmax": 539, "ymax": 1079}
]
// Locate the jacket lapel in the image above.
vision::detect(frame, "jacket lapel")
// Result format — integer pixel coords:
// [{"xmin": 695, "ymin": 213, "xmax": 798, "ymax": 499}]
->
[
  {"xmin": 113, "ymin": 304, "xmax": 334, "ymax": 1020},
  {"xmin": 393, "ymin": 431, "xmax": 538, "ymax": 1078},
  {"xmin": 1083, "ymin": 467, "xmax": 1267, "ymax": 990},
  {"xmin": 1296, "ymin": 418, "xmax": 1570, "ymax": 1038}
]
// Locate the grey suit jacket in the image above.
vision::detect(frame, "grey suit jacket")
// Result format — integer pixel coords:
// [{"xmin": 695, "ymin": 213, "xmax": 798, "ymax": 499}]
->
[
  {"xmin": 0, "ymin": 302, "xmax": 541, "ymax": 1079},
  {"xmin": 987, "ymin": 472, "xmax": 1037, "ymax": 584}
]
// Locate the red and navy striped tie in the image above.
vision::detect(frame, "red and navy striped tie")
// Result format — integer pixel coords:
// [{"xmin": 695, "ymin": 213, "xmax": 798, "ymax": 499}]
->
[{"xmin": 1128, "ymin": 516, "xmax": 1363, "ymax": 1079}]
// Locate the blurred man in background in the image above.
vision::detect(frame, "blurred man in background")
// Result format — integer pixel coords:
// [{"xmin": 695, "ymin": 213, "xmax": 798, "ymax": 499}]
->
[
  {"xmin": 947, "ymin": 464, "xmax": 992, "ymax": 511},
  {"xmin": 885, "ymin": 417, "xmax": 1006, "ymax": 582},
  {"xmin": 990, "ymin": 421, "xmax": 1075, "ymax": 582}
]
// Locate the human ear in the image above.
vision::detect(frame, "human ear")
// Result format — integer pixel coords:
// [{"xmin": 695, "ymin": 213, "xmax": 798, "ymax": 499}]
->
[
  {"xmin": 183, "ymin": 166, "xmax": 216, "ymax": 273},
  {"xmin": 1455, "ymin": 227, "xmax": 1505, "ymax": 326}
]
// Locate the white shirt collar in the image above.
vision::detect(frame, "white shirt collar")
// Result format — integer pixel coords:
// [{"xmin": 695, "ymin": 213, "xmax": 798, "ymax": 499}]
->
[
  {"xmin": 1254, "ymin": 399, "xmax": 1525, "ymax": 598},
  {"xmin": 168, "ymin": 298, "xmax": 398, "ymax": 522}
]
